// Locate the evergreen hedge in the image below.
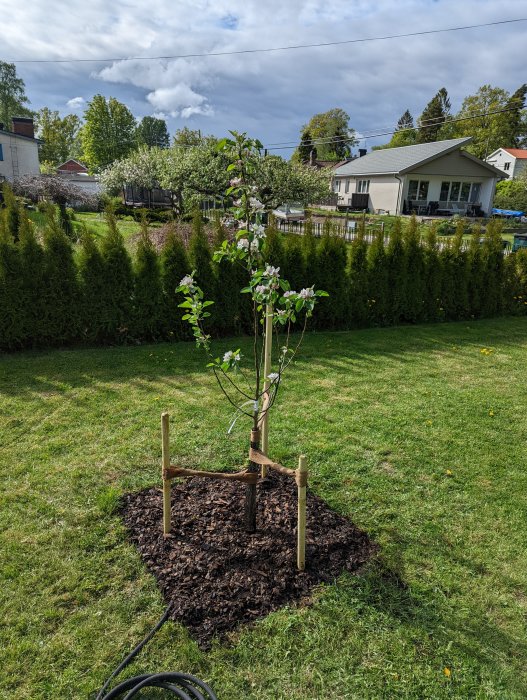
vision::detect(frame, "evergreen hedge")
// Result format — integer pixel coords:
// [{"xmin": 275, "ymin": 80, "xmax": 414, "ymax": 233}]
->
[{"xmin": 0, "ymin": 210, "xmax": 526, "ymax": 352}]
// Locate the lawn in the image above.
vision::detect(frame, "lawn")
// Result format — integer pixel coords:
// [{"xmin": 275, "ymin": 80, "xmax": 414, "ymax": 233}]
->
[{"xmin": 1, "ymin": 318, "xmax": 526, "ymax": 699}]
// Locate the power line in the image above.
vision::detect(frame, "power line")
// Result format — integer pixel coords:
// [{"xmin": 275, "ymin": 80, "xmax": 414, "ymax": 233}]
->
[
  {"xmin": 7, "ymin": 18, "xmax": 527, "ymax": 64},
  {"xmin": 264, "ymin": 105, "xmax": 524, "ymax": 151}
]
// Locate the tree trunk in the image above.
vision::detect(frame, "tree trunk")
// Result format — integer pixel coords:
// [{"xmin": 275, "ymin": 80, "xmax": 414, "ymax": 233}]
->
[{"xmin": 244, "ymin": 428, "xmax": 260, "ymax": 532}]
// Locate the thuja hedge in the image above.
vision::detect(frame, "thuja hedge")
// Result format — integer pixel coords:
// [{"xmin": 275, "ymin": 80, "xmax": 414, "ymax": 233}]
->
[{"xmin": 1, "ymin": 209, "xmax": 527, "ymax": 352}]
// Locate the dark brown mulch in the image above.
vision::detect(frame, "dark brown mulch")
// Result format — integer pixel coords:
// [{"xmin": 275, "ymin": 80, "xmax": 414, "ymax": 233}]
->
[{"xmin": 120, "ymin": 472, "xmax": 376, "ymax": 648}]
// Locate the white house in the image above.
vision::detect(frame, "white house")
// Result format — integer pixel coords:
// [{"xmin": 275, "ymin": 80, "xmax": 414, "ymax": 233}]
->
[
  {"xmin": 332, "ymin": 137, "xmax": 502, "ymax": 216},
  {"xmin": 0, "ymin": 118, "xmax": 40, "ymax": 182},
  {"xmin": 486, "ymin": 148, "xmax": 527, "ymax": 179}
]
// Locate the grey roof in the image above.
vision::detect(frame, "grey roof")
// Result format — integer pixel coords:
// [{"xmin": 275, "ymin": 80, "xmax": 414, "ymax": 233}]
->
[{"xmin": 334, "ymin": 138, "xmax": 475, "ymax": 176}]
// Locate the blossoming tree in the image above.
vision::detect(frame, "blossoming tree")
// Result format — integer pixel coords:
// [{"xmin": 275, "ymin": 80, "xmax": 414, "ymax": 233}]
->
[{"xmin": 177, "ymin": 132, "xmax": 327, "ymax": 532}]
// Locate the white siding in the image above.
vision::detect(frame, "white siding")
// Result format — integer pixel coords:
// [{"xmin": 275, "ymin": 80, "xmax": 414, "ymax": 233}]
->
[
  {"xmin": 333, "ymin": 174, "xmax": 400, "ymax": 213},
  {"xmin": 0, "ymin": 133, "xmax": 40, "ymax": 181}
]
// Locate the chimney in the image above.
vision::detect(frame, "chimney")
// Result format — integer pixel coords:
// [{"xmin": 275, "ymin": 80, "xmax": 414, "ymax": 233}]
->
[
  {"xmin": 11, "ymin": 117, "xmax": 35, "ymax": 139},
  {"xmin": 359, "ymin": 148, "xmax": 367, "ymax": 158}
]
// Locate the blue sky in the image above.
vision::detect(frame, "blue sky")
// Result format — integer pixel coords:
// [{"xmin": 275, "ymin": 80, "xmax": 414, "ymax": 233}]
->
[{"xmin": 3, "ymin": 0, "xmax": 527, "ymax": 153}]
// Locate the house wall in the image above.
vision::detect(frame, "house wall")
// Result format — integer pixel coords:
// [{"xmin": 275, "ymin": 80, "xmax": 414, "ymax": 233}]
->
[
  {"xmin": 486, "ymin": 149, "xmax": 521, "ymax": 179},
  {"xmin": 0, "ymin": 132, "xmax": 40, "ymax": 181},
  {"xmin": 58, "ymin": 173, "xmax": 101, "ymax": 197},
  {"xmin": 412, "ymin": 150, "xmax": 494, "ymax": 178},
  {"xmin": 57, "ymin": 160, "xmax": 88, "ymax": 174},
  {"xmin": 334, "ymin": 174, "xmax": 400, "ymax": 213}
]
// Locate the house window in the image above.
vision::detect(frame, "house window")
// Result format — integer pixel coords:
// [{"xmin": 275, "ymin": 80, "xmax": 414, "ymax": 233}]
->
[
  {"xmin": 345, "ymin": 179, "xmax": 350, "ymax": 193},
  {"xmin": 469, "ymin": 183, "xmax": 481, "ymax": 203},
  {"xmin": 450, "ymin": 182, "xmax": 461, "ymax": 201},
  {"xmin": 440, "ymin": 181, "xmax": 450, "ymax": 201},
  {"xmin": 357, "ymin": 179, "xmax": 370, "ymax": 193},
  {"xmin": 504, "ymin": 162, "xmax": 510, "ymax": 171},
  {"xmin": 334, "ymin": 179, "xmax": 341, "ymax": 192},
  {"xmin": 408, "ymin": 179, "xmax": 429, "ymax": 201},
  {"xmin": 460, "ymin": 182, "xmax": 471, "ymax": 202},
  {"xmin": 0, "ymin": 144, "xmax": 3, "ymax": 161}
]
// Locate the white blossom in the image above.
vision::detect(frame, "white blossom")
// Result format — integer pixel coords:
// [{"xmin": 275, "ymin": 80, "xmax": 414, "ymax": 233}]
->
[
  {"xmin": 230, "ymin": 177, "xmax": 242, "ymax": 186},
  {"xmin": 267, "ymin": 372, "xmax": 279, "ymax": 381},
  {"xmin": 250, "ymin": 240, "xmax": 259, "ymax": 253},
  {"xmin": 223, "ymin": 350, "xmax": 241, "ymax": 363},
  {"xmin": 237, "ymin": 239, "xmax": 250, "ymax": 251},
  {"xmin": 265, "ymin": 265, "xmax": 280, "ymax": 278},
  {"xmin": 299, "ymin": 287, "xmax": 315, "ymax": 299},
  {"xmin": 179, "ymin": 275, "xmax": 195, "ymax": 288},
  {"xmin": 283, "ymin": 290, "xmax": 297, "ymax": 298},
  {"xmin": 255, "ymin": 285, "xmax": 269, "ymax": 295},
  {"xmin": 251, "ymin": 223, "xmax": 266, "ymax": 238}
]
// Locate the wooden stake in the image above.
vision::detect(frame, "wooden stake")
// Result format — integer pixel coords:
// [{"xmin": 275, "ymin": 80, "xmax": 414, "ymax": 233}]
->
[
  {"xmin": 161, "ymin": 412, "xmax": 171, "ymax": 536},
  {"xmin": 260, "ymin": 303, "xmax": 273, "ymax": 477},
  {"xmin": 297, "ymin": 455, "xmax": 307, "ymax": 571}
]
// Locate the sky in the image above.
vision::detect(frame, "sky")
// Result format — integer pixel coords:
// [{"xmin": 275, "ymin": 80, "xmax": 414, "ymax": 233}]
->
[{"xmin": 3, "ymin": 0, "xmax": 527, "ymax": 154}]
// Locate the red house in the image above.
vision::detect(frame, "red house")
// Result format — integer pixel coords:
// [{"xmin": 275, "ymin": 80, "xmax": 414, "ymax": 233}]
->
[{"xmin": 56, "ymin": 159, "xmax": 89, "ymax": 174}]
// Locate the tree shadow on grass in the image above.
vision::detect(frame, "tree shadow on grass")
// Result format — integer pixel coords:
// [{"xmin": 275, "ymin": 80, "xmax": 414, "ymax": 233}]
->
[{"xmin": 2, "ymin": 317, "xmax": 525, "ymax": 398}]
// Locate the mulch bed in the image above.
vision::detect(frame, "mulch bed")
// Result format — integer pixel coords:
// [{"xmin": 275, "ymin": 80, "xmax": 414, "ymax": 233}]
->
[{"xmin": 120, "ymin": 472, "xmax": 376, "ymax": 648}]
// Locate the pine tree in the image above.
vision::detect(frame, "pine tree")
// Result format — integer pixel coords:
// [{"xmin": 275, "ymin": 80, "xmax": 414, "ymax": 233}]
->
[
  {"xmin": 403, "ymin": 215, "xmax": 425, "ymax": 323},
  {"xmin": 1, "ymin": 183, "xmax": 21, "ymax": 243},
  {"xmin": 212, "ymin": 214, "xmax": 240, "ymax": 336},
  {"xmin": 78, "ymin": 228, "xmax": 107, "ymax": 343},
  {"xmin": 99, "ymin": 205, "xmax": 134, "ymax": 342},
  {"xmin": 0, "ymin": 220, "xmax": 25, "ymax": 349},
  {"xmin": 297, "ymin": 129, "xmax": 317, "ymax": 163},
  {"xmin": 18, "ymin": 218, "xmax": 46, "ymax": 347},
  {"xmin": 315, "ymin": 226, "xmax": 348, "ymax": 329},
  {"xmin": 133, "ymin": 215, "xmax": 163, "ymax": 341},
  {"xmin": 41, "ymin": 208, "xmax": 80, "ymax": 345},
  {"xmin": 367, "ymin": 228, "xmax": 389, "ymax": 325},
  {"xmin": 161, "ymin": 224, "xmax": 191, "ymax": 341},
  {"xmin": 480, "ymin": 219, "xmax": 504, "ymax": 317},
  {"xmin": 263, "ymin": 221, "xmax": 285, "ymax": 271},
  {"xmin": 348, "ymin": 226, "xmax": 369, "ymax": 327},
  {"xmin": 451, "ymin": 226, "xmax": 469, "ymax": 319},
  {"xmin": 416, "ymin": 88, "xmax": 451, "ymax": 143},
  {"xmin": 467, "ymin": 224, "xmax": 485, "ymax": 318},
  {"xmin": 189, "ymin": 210, "xmax": 214, "ymax": 295},
  {"xmin": 423, "ymin": 223, "xmax": 442, "ymax": 322},
  {"xmin": 302, "ymin": 217, "xmax": 319, "ymax": 287},
  {"xmin": 282, "ymin": 234, "xmax": 306, "ymax": 293},
  {"xmin": 386, "ymin": 218, "xmax": 407, "ymax": 324}
]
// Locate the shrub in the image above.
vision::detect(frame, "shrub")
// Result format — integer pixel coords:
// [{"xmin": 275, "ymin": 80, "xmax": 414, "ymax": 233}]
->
[
  {"xmin": 99, "ymin": 206, "xmax": 134, "ymax": 342},
  {"xmin": 161, "ymin": 224, "xmax": 191, "ymax": 341},
  {"xmin": 367, "ymin": 228, "xmax": 389, "ymax": 325},
  {"xmin": 133, "ymin": 217, "xmax": 163, "ymax": 341}
]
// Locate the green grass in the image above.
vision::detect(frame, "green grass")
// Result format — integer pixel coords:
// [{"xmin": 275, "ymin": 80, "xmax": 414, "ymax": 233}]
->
[
  {"xmin": 28, "ymin": 210, "xmax": 161, "ymax": 248},
  {"xmin": 1, "ymin": 318, "xmax": 526, "ymax": 699}
]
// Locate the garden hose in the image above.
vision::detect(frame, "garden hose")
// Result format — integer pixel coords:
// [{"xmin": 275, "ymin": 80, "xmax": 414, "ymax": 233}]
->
[{"xmin": 95, "ymin": 603, "xmax": 218, "ymax": 700}]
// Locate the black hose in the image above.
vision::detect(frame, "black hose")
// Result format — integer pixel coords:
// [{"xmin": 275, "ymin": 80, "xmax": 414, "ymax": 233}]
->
[{"xmin": 95, "ymin": 604, "xmax": 218, "ymax": 700}]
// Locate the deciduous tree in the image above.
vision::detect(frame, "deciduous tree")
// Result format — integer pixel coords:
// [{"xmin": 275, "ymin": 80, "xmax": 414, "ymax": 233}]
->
[
  {"xmin": 0, "ymin": 61, "xmax": 32, "ymax": 127},
  {"xmin": 35, "ymin": 108, "xmax": 82, "ymax": 167},
  {"xmin": 135, "ymin": 116, "xmax": 170, "ymax": 149},
  {"xmin": 81, "ymin": 95, "xmax": 136, "ymax": 171},
  {"xmin": 294, "ymin": 108, "xmax": 357, "ymax": 161}
]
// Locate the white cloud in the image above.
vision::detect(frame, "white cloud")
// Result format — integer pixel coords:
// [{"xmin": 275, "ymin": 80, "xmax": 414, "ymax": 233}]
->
[
  {"xmin": 146, "ymin": 84, "xmax": 213, "ymax": 118},
  {"xmin": 66, "ymin": 96, "xmax": 85, "ymax": 110},
  {"xmin": 3, "ymin": 0, "xmax": 527, "ymax": 147}
]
